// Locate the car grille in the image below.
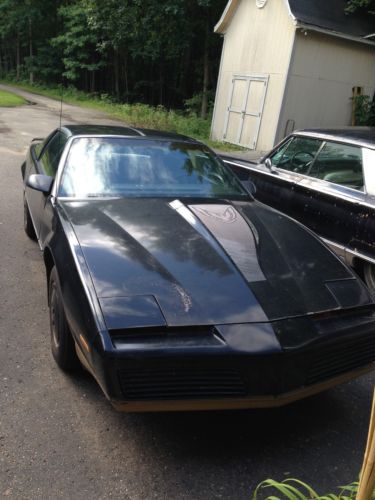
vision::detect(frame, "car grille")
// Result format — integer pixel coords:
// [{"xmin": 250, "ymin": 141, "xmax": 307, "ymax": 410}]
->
[
  {"xmin": 307, "ymin": 334, "xmax": 375, "ymax": 385},
  {"xmin": 118, "ymin": 368, "xmax": 247, "ymax": 400}
]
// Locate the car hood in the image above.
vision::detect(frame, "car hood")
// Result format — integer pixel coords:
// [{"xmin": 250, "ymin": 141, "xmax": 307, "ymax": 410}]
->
[{"xmin": 60, "ymin": 198, "xmax": 372, "ymax": 327}]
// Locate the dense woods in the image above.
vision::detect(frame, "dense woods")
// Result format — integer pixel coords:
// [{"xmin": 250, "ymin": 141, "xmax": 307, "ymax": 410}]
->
[
  {"xmin": 0, "ymin": 0, "xmax": 227, "ymax": 116},
  {"xmin": 0, "ymin": 0, "xmax": 371, "ymax": 118}
]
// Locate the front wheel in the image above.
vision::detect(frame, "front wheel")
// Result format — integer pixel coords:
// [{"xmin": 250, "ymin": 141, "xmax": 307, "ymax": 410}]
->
[
  {"xmin": 364, "ymin": 263, "xmax": 375, "ymax": 296},
  {"xmin": 49, "ymin": 267, "xmax": 79, "ymax": 372}
]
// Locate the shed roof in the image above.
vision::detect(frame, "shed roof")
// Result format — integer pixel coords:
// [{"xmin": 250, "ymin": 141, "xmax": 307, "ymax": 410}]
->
[
  {"xmin": 288, "ymin": 0, "xmax": 374, "ymax": 39},
  {"xmin": 215, "ymin": 0, "xmax": 375, "ymax": 43}
]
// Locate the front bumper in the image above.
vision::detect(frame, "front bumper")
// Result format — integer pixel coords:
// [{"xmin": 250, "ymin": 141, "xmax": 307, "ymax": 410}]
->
[
  {"xmin": 77, "ymin": 307, "xmax": 375, "ymax": 412},
  {"xmin": 111, "ymin": 364, "xmax": 375, "ymax": 412}
]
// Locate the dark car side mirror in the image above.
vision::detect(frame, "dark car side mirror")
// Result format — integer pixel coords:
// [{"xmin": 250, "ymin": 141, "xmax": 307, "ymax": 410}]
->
[
  {"xmin": 264, "ymin": 158, "xmax": 277, "ymax": 173},
  {"xmin": 26, "ymin": 174, "xmax": 54, "ymax": 194}
]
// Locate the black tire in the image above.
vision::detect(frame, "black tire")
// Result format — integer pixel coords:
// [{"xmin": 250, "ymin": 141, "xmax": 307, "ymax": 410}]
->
[
  {"xmin": 23, "ymin": 195, "xmax": 36, "ymax": 240},
  {"xmin": 364, "ymin": 263, "xmax": 375, "ymax": 297},
  {"xmin": 49, "ymin": 267, "xmax": 79, "ymax": 371}
]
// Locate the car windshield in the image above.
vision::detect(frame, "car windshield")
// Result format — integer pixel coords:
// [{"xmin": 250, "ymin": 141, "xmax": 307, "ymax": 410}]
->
[{"xmin": 58, "ymin": 137, "xmax": 248, "ymax": 199}]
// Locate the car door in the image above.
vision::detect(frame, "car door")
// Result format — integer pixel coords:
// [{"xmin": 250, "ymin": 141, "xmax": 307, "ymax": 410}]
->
[
  {"xmin": 249, "ymin": 135, "xmax": 323, "ymax": 220},
  {"xmin": 295, "ymin": 140, "xmax": 366, "ymax": 253},
  {"xmin": 25, "ymin": 130, "xmax": 68, "ymax": 239}
]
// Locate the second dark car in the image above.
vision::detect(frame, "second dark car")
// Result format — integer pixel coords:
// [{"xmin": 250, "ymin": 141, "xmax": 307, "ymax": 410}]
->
[{"xmin": 224, "ymin": 128, "xmax": 375, "ymax": 293}]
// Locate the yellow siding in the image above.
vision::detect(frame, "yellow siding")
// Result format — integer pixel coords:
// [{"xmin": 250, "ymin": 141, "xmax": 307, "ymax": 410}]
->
[
  {"xmin": 279, "ymin": 31, "xmax": 375, "ymax": 138},
  {"xmin": 211, "ymin": 0, "xmax": 295, "ymax": 151}
]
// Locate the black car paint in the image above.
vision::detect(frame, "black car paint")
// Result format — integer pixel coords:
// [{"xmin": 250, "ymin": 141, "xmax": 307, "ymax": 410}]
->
[
  {"xmin": 22, "ymin": 125, "xmax": 375, "ymax": 409},
  {"xmin": 232, "ymin": 164, "xmax": 364, "ymax": 249},
  {"xmin": 225, "ymin": 129, "xmax": 375, "ymax": 272}
]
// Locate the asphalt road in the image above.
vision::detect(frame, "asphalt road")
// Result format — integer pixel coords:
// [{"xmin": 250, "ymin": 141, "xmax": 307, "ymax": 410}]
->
[{"xmin": 0, "ymin": 84, "xmax": 374, "ymax": 499}]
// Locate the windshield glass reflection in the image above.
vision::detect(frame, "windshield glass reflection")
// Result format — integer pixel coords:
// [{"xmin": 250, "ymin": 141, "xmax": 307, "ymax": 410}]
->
[{"xmin": 59, "ymin": 138, "xmax": 248, "ymax": 199}]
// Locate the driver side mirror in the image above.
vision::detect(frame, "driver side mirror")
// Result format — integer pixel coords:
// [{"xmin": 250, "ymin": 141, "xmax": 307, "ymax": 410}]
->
[
  {"xmin": 265, "ymin": 158, "xmax": 277, "ymax": 173},
  {"xmin": 26, "ymin": 174, "xmax": 54, "ymax": 194}
]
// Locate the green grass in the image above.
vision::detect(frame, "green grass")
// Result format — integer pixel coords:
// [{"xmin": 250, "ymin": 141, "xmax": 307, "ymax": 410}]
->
[
  {"xmin": 0, "ymin": 80, "xmax": 245, "ymax": 151},
  {"xmin": 0, "ymin": 88, "xmax": 26, "ymax": 107}
]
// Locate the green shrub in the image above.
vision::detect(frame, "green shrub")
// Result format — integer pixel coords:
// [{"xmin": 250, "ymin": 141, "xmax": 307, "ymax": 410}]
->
[
  {"xmin": 253, "ymin": 478, "xmax": 372, "ymax": 500},
  {"xmin": 0, "ymin": 79, "xmax": 245, "ymax": 151},
  {"xmin": 353, "ymin": 95, "xmax": 375, "ymax": 126}
]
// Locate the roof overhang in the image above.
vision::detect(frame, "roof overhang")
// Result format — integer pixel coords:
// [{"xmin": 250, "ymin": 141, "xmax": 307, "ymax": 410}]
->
[
  {"xmin": 296, "ymin": 22, "xmax": 375, "ymax": 47},
  {"xmin": 214, "ymin": 0, "xmax": 240, "ymax": 34},
  {"xmin": 214, "ymin": 0, "xmax": 375, "ymax": 46},
  {"xmin": 214, "ymin": 0, "xmax": 297, "ymax": 34}
]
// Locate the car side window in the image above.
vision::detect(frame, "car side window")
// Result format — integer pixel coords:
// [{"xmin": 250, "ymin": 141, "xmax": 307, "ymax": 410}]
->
[
  {"xmin": 269, "ymin": 137, "xmax": 322, "ymax": 173},
  {"xmin": 308, "ymin": 141, "xmax": 364, "ymax": 191},
  {"xmin": 39, "ymin": 131, "xmax": 68, "ymax": 177}
]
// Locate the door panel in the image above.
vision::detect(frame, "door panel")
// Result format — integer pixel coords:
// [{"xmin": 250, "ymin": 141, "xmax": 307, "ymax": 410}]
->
[
  {"xmin": 25, "ymin": 159, "xmax": 45, "ymax": 238},
  {"xmin": 241, "ymin": 165, "xmax": 303, "ymax": 216},
  {"xmin": 223, "ymin": 75, "xmax": 268, "ymax": 149},
  {"xmin": 292, "ymin": 178, "xmax": 366, "ymax": 248}
]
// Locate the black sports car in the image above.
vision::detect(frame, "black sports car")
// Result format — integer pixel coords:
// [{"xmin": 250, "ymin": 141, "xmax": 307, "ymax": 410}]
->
[{"xmin": 22, "ymin": 125, "xmax": 375, "ymax": 412}]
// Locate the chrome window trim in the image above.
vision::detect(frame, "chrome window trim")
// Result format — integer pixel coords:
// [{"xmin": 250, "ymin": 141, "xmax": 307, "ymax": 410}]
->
[
  {"xmin": 294, "ymin": 131, "xmax": 375, "ymax": 151},
  {"xmin": 363, "ymin": 148, "xmax": 375, "ymax": 197},
  {"xmin": 224, "ymin": 160, "xmax": 301, "ymax": 184},
  {"xmin": 322, "ymin": 237, "xmax": 375, "ymax": 267},
  {"xmin": 225, "ymin": 154, "xmax": 373, "ymax": 208}
]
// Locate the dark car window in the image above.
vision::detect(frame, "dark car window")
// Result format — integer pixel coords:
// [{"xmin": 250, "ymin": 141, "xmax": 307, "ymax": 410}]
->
[
  {"xmin": 58, "ymin": 138, "xmax": 249, "ymax": 199},
  {"xmin": 34, "ymin": 142, "xmax": 44, "ymax": 158},
  {"xmin": 39, "ymin": 131, "xmax": 69, "ymax": 177},
  {"xmin": 308, "ymin": 141, "xmax": 364, "ymax": 191},
  {"xmin": 270, "ymin": 136, "xmax": 322, "ymax": 173}
]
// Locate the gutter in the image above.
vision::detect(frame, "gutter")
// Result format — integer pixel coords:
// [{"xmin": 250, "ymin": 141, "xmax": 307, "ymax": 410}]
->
[{"xmin": 296, "ymin": 22, "xmax": 375, "ymax": 47}]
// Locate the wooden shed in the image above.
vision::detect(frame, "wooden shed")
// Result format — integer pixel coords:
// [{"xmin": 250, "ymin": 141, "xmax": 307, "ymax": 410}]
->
[{"xmin": 211, "ymin": 0, "xmax": 375, "ymax": 151}]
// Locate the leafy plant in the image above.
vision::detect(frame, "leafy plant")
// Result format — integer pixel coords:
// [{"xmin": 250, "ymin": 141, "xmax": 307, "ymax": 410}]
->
[
  {"xmin": 346, "ymin": 0, "xmax": 375, "ymax": 14},
  {"xmin": 352, "ymin": 95, "xmax": 375, "ymax": 126},
  {"xmin": 184, "ymin": 91, "xmax": 215, "ymax": 116},
  {"xmin": 252, "ymin": 478, "xmax": 372, "ymax": 500}
]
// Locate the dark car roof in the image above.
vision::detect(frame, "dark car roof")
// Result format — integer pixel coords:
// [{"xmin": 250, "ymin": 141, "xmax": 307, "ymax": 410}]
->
[
  {"xmin": 294, "ymin": 127, "xmax": 375, "ymax": 150},
  {"xmin": 288, "ymin": 0, "xmax": 375, "ymax": 39},
  {"xmin": 61, "ymin": 124, "xmax": 196, "ymax": 143}
]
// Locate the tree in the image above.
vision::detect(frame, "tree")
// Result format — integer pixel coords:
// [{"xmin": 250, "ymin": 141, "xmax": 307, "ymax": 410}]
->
[
  {"xmin": 346, "ymin": 0, "xmax": 375, "ymax": 13},
  {"xmin": 0, "ymin": 0, "xmax": 228, "ymax": 113},
  {"xmin": 51, "ymin": 1, "xmax": 105, "ymax": 92}
]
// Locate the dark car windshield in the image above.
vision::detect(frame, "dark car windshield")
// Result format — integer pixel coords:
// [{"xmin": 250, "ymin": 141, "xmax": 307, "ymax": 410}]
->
[{"xmin": 58, "ymin": 137, "xmax": 248, "ymax": 199}]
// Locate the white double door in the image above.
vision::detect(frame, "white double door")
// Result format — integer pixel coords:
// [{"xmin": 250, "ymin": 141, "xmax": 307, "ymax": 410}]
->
[{"xmin": 223, "ymin": 74, "xmax": 269, "ymax": 150}]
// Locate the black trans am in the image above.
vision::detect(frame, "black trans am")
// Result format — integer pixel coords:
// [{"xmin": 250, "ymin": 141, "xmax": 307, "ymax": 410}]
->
[{"xmin": 22, "ymin": 125, "xmax": 375, "ymax": 411}]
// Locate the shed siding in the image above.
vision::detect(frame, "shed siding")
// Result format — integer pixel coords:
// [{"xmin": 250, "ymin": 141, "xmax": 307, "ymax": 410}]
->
[
  {"xmin": 278, "ymin": 31, "xmax": 375, "ymax": 141},
  {"xmin": 211, "ymin": 0, "xmax": 295, "ymax": 151}
]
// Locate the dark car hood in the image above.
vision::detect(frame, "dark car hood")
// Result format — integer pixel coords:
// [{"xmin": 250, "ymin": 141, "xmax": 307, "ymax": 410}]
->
[{"xmin": 60, "ymin": 198, "xmax": 372, "ymax": 327}]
